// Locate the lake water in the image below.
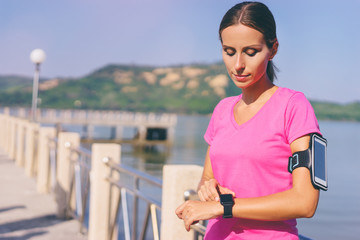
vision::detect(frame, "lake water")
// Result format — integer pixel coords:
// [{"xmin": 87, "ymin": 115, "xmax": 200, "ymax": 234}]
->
[{"xmin": 69, "ymin": 115, "xmax": 360, "ymax": 240}]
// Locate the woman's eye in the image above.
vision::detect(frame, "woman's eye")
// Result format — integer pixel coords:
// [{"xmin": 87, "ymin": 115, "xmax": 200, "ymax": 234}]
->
[
  {"xmin": 224, "ymin": 48, "xmax": 235, "ymax": 56},
  {"xmin": 245, "ymin": 49, "xmax": 258, "ymax": 57}
]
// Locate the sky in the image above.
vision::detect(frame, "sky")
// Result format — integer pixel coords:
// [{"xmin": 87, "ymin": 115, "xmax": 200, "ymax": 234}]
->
[{"xmin": 0, "ymin": 0, "xmax": 359, "ymax": 103}]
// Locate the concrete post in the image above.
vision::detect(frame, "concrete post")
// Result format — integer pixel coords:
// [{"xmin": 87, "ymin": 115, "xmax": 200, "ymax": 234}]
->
[
  {"xmin": 8, "ymin": 117, "xmax": 17, "ymax": 160},
  {"xmin": 0, "ymin": 115, "xmax": 3, "ymax": 149},
  {"xmin": 115, "ymin": 126, "xmax": 123, "ymax": 139},
  {"xmin": 36, "ymin": 127, "xmax": 56, "ymax": 193},
  {"xmin": 55, "ymin": 132, "xmax": 80, "ymax": 219},
  {"xmin": 24, "ymin": 122, "xmax": 39, "ymax": 177},
  {"xmin": 3, "ymin": 107, "xmax": 10, "ymax": 115},
  {"xmin": 82, "ymin": 124, "xmax": 95, "ymax": 139},
  {"xmin": 160, "ymin": 165, "xmax": 203, "ymax": 240},
  {"xmin": 15, "ymin": 119, "xmax": 27, "ymax": 167},
  {"xmin": 0, "ymin": 114, "xmax": 6, "ymax": 150},
  {"xmin": 88, "ymin": 143, "xmax": 121, "ymax": 240},
  {"xmin": 110, "ymin": 126, "xmax": 123, "ymax": 140},
  {"xmin": 5, "ymin": 116, "xmax": 11, "ymax": 155},
  {"xmin": 137, "ymin": 125, "xmax": 147, "ymax": 145},
  {"xmin": 0, "ymin": 115, "xmax": 7, "ymax": 152}
]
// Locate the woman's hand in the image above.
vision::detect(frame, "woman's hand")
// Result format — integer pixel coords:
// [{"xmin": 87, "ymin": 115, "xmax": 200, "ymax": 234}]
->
[
  {"xmin": 175, "ymin": 200, "xmax": 222, "ymax": 231},
  {"xmin": 198, "ymin": 178, "xmax": 235, "ymax": 202}
]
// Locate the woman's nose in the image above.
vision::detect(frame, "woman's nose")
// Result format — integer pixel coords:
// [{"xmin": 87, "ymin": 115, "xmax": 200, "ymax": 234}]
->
[{"xmin": 234, "ymin": 55, "xmax": 245, "ymax": 72}]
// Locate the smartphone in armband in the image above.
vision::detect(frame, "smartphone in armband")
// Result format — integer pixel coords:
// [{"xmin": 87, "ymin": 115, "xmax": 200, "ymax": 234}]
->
[
  {"xmin": 288, "ymin": 133, "xmax": 328, "ymax": 191},
  {"xmin": 311, "ymin": 133, "xmax": 328, "ymax": 191}
]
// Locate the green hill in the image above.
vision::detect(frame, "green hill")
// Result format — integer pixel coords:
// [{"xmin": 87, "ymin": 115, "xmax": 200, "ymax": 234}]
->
[
  {"xmin": 0, "ymin": 63, "xmax": 359, "ymax": 120},
  {"xmin": 310, "ymin": 101, "xmax": 360, "ymax": 122}
]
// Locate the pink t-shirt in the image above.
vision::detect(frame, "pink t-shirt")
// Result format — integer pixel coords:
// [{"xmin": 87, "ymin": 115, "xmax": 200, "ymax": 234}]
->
[{"xmin": 204, "ymin": 87, "xmax": 320, "ymax": 240}]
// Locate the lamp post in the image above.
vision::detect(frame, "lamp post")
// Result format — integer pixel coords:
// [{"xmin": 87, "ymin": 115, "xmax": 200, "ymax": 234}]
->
[{"xmin": 30, "ymin": 49, "xmax": 46, "ymax": 122}]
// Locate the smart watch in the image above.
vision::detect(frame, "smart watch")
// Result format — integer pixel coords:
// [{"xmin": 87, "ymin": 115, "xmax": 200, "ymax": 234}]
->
[{"xmin": 220, "ymin": 194, "xmax": 234, "ymax": 218}]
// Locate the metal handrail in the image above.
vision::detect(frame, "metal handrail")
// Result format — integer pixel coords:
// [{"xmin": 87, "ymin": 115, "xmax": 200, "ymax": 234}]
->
[
  {"xmin": 104, "ymin": 158, "xmax": 162, "ymax": 240},
  {"xmin": 66, "ymin": 143, "xmax": 92, "ymax": 234},
  {"xmin": 48, "ymin": 137, "xmax": 58, "ymax": 191},
  {"xmin": 46, "ymin": 133, "xmax": 204, "ymax": 240},
  {"xmin": 105, "ymin": 160, "xmax": 162, "ymax": 188},
  {"xmin": 106, "ymin": 178, "xmax": 161, "ymax": 208},
  {"xmin": 47, "ymin": 135, "xmax": 164, "ymax": 239}
]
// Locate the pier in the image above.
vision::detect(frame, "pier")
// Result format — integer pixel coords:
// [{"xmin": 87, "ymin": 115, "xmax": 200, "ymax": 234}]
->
[
  {"xmin": 4, "ymin": 107, "xmax": 177, "ymax": 147},
  {"xmin": 0, "ymin": 109, "xmax": 205, "ymax": 240}
]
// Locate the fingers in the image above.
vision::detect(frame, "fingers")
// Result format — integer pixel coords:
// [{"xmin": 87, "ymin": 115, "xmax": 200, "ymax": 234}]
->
[
  {"xmin": 175, "ymin": 202, "xmax": 186, "ymax": 219},
  {"xmin": 181, "ymin": 205, "xmax": 198, "ymax": 231},
  {"xmin": 207, "ymin": 180, "xmax": 220, "ymax": 201},
  {"xmin": 185, "ymin": 218, "xmax": 199, "ymax": 231},
  {"xmin": 175, "ymin": 201, "xmax": 197, "ymax": 222},
  {"xmin": 198, "ymin": 179, "xmax": 220, "ymax": 202},
  {"xmin": 198, "ymin": 190, "xmax": 205, "ymax": 202},
  {"xmin": 176, "ymin": 200, "xmax": 222, "ymax": 232},
  {"xmin": 183, "ymin": 214, "xmax": 195, "ymax": 231},
  {"xmin": 198, "ymin": 179, "xmax": 236, "ymax": 202},
  {"xmin": 218, "ymin": 185, "xmax": 236, "ymax": 197},
  {"xmin": 175, "ymin": 201, "xmax": 195, "ymax": 231}
]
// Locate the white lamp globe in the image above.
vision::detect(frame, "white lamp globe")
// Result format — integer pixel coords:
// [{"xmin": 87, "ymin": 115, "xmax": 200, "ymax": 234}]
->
[{"xmin": 30, "ymin": 49, "xmax": 46, "ymax": 64}]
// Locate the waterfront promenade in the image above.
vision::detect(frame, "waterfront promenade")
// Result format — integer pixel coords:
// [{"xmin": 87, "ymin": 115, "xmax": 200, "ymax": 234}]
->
[
  {"xmin": 0, "ymin": 110, "xmax": 205, "ymax": 240},
  {"xmin": 0, "ymin": 149, "xmax": 87, "ymax": 240}
]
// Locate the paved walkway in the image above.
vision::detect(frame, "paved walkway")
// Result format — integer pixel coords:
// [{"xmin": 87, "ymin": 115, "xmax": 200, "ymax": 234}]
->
[{"xmin": 0, "ymin": 150, "xmax": 87, "ymax": 240}]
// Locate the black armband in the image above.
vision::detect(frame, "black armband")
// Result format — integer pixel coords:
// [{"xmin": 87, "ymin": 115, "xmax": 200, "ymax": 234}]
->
[{"xmin": 288, "ymin": 148, "xmax": 311, "ymax": 173}]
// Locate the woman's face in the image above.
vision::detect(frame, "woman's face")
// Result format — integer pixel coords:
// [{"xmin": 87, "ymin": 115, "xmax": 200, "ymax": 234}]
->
[{"xmin": 221, "ymin": 24, "xmax": 276, "ymax": 90}]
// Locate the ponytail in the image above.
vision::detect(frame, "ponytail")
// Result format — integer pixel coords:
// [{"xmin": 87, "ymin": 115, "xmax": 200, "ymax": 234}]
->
[{"xmin": 267, "ymin": 60, "xmax": 278, "ymax": 83}]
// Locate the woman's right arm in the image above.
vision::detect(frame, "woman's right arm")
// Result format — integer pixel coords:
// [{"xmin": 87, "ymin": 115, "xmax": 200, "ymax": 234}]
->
[
  {"xmin": 197, "ymin": 146, "xmax": 234, "ymax": 202},
  {"xmin": 198, "ymin": 146, "xmax": 213, "ymax": 187},
  {"xmin": 176, "ymin": 146, "xmax": 234, "ymax": 231}
]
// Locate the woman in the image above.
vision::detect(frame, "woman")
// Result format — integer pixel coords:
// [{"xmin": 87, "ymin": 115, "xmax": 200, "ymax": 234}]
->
[{"xmin": 175, "ymin": 2, "xmax": 321, "ymax": 239}]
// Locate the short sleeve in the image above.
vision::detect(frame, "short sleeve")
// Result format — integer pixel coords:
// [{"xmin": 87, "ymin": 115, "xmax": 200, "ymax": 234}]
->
[
  {"xmin": 284, "ymin": 92, "xmax": 321, "ymax": 144},
  {"xmin": 204, "ymin": 107, "xmax": 217, "ymax": 145},
  {"xmin": 203, "ymin": 97, "xmax": 233, "ymax": 145}
]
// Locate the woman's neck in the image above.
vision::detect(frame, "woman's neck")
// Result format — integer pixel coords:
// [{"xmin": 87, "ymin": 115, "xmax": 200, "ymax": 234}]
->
[{"xmin": 241, "ymin": 78, "xmax": 276, "ymax": 105}]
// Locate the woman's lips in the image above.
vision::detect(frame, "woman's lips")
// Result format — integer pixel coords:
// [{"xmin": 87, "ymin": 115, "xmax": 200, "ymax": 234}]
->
[{"xmin": 233, "ymin": 74, "xmax": 250, "ymax": 82}]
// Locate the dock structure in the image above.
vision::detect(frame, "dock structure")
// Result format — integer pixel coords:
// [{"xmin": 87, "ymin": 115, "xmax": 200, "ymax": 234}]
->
[
  {"xmin": 0, "ymin": 110, "xmax": 205, "ymax": 240},
  {"xmin": 5, "ymin": 108, "xmax": 177, "ymax": 147}
]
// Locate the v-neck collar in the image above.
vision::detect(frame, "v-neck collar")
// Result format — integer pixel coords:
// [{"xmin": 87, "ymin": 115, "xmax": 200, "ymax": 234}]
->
[{"xmin": 231, "ymin": 87, "xmax": 281, "ymax": 129}]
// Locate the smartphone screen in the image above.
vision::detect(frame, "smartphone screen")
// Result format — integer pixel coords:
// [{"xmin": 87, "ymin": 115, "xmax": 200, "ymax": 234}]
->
[{"xmin": 313, "ymin": 135, "xmax": 327, "ymax": 190}]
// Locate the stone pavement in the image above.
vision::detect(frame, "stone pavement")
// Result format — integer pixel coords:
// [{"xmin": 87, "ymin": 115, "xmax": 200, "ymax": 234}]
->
[{"xmin": 0, "ymin": 150, "xmax": 88, "ymax": 240}]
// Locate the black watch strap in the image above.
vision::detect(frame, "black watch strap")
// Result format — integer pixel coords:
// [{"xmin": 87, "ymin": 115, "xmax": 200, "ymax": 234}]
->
[
  {"xmin": 220, "ymin": 194, "xmax": 234, "ymax": 218},
  {"xmin": 223, "ymin": 203, "xmax": 233, "ymax": 218},
  {"xmin": 288, "ymin": 149, "xmax": 311, "ymax": 173}
]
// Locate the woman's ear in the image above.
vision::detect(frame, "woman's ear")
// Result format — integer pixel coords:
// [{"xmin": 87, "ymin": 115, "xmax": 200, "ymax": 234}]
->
[{"xmin": 270, "ymin": 39, "xmax": 279, "ymax": 60}]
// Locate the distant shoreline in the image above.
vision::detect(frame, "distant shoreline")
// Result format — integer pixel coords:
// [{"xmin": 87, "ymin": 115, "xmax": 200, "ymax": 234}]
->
[{"xmin": 1, "ymin": 63, "xmax": 359, "ymax": 122}]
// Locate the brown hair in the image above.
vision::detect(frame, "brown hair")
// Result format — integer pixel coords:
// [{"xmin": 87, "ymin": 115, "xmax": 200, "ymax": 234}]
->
[{"xmin": 219, "ymin": 1, "xmax": 278, "ymax": 82}]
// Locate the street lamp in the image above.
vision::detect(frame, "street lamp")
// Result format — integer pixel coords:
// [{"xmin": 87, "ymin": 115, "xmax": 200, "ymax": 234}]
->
[{"xmin": 30, "ymin": 49, "xmax": 46, "ymax": 122}]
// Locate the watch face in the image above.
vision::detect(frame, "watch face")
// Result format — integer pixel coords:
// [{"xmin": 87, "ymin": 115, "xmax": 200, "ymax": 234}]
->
[{"xmin": 220, "ymin": 194, "xmax": 233, "ymax": 204}]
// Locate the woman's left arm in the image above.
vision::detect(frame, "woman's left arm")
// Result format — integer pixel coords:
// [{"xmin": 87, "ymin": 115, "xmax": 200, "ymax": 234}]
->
[
  {"xmin": 231, "ymin": 134, "xmax": 320, "ymax": 220},
  {"xmin": 176, "ymin": 135, "xmax": 320, "ymax": 230}
]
